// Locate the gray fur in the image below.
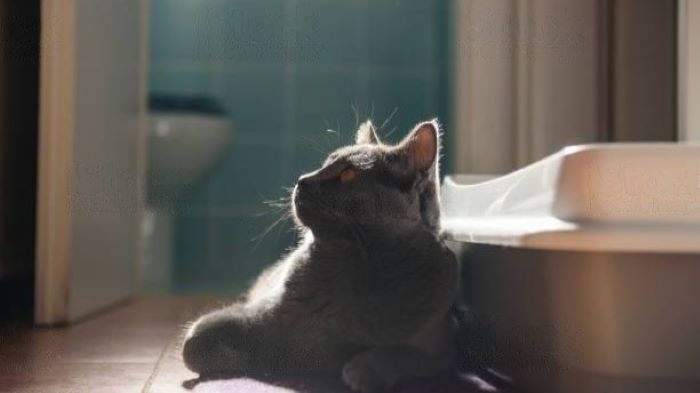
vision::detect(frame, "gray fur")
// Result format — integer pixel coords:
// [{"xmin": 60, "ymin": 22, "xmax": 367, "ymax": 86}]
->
[{"xmin": 182, "ymin": 120, "xmax": 459, "ymax": 392}]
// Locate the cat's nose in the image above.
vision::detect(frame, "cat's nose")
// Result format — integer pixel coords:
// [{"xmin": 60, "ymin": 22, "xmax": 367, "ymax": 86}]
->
[
  {"xmin": 297, "ymin": 173, "xmax": 314, "ymax": 187},
  {"xmin": 298, "ymin": 168, "xmax": 328, "ymax": 187}
]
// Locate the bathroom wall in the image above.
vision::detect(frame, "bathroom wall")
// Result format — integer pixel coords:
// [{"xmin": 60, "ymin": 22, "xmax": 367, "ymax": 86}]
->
[{"xmin": 149, "ymin": 0, "xmax": 450, "ymax": 292}]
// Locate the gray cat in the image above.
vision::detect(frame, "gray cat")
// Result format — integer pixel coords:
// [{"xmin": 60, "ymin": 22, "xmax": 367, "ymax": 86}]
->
[{"xmin": 182, "ymin": 120, "xmax": 460, "ymax": 393}]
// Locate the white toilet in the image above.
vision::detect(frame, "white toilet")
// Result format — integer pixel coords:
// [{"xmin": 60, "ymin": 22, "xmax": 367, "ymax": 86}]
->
[{"xmin": 141, "ymin": 101, "xmax": 232, "ymax": 292}]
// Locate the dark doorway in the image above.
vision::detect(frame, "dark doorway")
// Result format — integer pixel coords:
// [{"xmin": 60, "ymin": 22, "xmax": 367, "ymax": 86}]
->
[{"xmin": 0, "ymin": 0, "xmax": 40, "ymax": 322}]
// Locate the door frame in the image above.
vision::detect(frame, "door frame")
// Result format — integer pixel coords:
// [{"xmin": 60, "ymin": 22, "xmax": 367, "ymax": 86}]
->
[{"xmin": 35, "ymin": 0, "xmax": 77, "ymax": 325}]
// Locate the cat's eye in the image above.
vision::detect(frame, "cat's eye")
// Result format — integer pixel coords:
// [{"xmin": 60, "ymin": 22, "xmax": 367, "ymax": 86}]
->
[{"xmin": 339, "ymin": 168, "xmax": 356, "ymax": 183}]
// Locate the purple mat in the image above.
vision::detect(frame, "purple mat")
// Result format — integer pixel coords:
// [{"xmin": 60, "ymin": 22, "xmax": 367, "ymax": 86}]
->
[{"xmin": 186, "ymin": 372, "xmax": 503, "ymax": 393}]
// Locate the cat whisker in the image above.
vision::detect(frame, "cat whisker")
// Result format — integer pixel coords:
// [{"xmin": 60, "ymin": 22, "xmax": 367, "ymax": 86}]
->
[
  {"xmin": 262, "ymin": 194, "xmax": 291, "ymax": 205},
  {"xmin": 252, "ymin": 186, "xmax": 296, "ymax": 248},
  {"xmin": 251, "ymin": 195, "xmax": 290, "ymax": 221},
  {"xmin": 378, "ymin": 107, "xmax": 398, "ymax": 132},
  {"xmin": 321, "ymin": 122, "xmax": 335, "ymax": 150},
  {"xmin": 335, "ymin": 120, "xmax": 343, "ymax": 146},
  {"xmin": 251, "ymin": 210, "xmax": 293, "ymax": 250},
  {"xmin": 385, "ymin": 126, "xmax": 398, "ymax": 139},
  {"xmin": 273, "ymin": 212, "xmax": 296, "ymax": 245},
  {"xmin": 325, "ymin": 128, "xmax": 342, "ymax": 145},
  {"xmin": 351, "ymin": 103, "xmax": 360, "ymax": 129},
  {"xmin": 302, "ymin": 136, "xmax": 329, "ymax": 155},
  {"xmin": 253, "ymin": 204, "xmax": 288, "ymax": 217},
  {"xmin": 320, "ymin": 120, "xmax": 331, "ymax": 150}
]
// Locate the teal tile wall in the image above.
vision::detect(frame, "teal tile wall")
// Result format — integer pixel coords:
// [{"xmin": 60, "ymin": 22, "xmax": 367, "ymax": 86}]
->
[{"xmin": 150, "ymin": 0, "xmax": 451, "ymax": 293}]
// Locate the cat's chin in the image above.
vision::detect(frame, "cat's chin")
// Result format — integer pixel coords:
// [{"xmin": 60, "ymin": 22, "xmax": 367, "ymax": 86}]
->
[
  {"xmin": 291, "ymin": 196, "xmax": 324, "ymax": 230},
  {"xmin": 291, "ymin": 200, "xmax": 310, "ymax": 226}
]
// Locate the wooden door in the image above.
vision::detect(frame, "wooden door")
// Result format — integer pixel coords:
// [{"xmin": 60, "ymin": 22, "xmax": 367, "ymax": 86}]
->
[{"xmin": 35, "ymin": 0, "xmax": 147, "ymax": 324}]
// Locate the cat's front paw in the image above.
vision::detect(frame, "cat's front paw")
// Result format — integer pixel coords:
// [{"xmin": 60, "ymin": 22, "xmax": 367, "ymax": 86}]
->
[
  {"xmin": 182, "ymin": 311, "xmax": 249, "ymax": 375},
  {"xmin": 342, "ymin": 353, "xmax": 394, "ymax": 393}
]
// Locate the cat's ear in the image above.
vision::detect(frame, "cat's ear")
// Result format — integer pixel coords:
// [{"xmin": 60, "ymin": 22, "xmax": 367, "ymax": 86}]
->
[
  {"xmin": 395, "ymin": 119, "xmax": 440, "ymax": 174},
  {"xmin": 393, "ymin": 119, "xmax": 442, "ymax": 231},
  {"xmin": 355, "ymin": 120, "xmax": 381, "ymax": 145}
]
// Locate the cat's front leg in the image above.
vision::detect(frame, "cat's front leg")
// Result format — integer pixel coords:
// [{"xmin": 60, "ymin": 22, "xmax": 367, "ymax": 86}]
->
[
  {"xmin": 341, "ymin": 346, "xmax": 452, "ymax": 393},
  {"xmin": 182, "ymin": 304, "xmax": 255, "ymax": 376}
]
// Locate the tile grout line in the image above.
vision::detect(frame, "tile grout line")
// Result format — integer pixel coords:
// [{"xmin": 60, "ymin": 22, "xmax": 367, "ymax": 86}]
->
[{"xmin": 140, "ymin": 334, "xmax": 178, "ymax": 393}]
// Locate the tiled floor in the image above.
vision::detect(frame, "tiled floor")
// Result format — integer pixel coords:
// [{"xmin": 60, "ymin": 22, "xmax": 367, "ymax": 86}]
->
[
  {"xmin": 5, "ymin": 297, "xmax": 697, "ymax": 393},
  {"xmin": 0, "ymin": 297, "xmax": 504, "ymax": 393},
  {"xmin": 0, "ymin": 297, "xmax": 222, "ymax": 393}
]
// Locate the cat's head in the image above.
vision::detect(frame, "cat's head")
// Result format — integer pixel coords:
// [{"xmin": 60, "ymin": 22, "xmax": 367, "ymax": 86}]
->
[{"xmin": 292, "ymin": 119, "xmax": 442, "ymax": 238}]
